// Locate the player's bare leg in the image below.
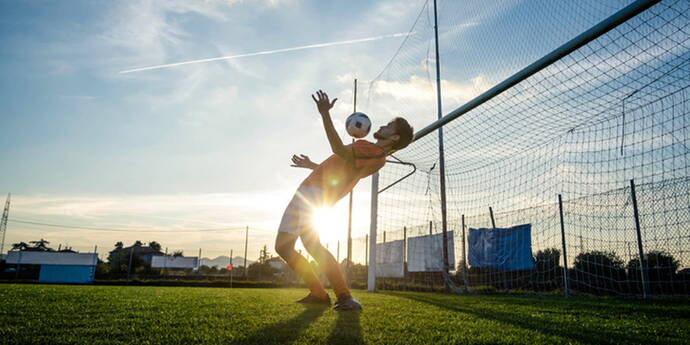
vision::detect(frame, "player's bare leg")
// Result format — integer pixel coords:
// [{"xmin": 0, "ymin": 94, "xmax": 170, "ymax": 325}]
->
[
  {"xmin": 301, "ymin": 229, "xmax": 361, "ymax": 311},
  {"xmin": 275, "ymin": 231, "xmax": 330, "ymax": 304}
]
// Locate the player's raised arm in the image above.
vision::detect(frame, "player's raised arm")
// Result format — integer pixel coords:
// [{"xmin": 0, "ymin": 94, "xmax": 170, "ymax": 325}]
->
[
  {"xmin": 311, "ymin": 90, "xmax": 354, "ymax": 161},
  {"xmin": 290, "ymin": 154, "xmax": 318, "ymax": 169}
]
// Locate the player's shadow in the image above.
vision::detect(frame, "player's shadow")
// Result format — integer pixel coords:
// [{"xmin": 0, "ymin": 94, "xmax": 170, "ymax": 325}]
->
[
  {"xmin": 391, "ymin": 292, "xmax": 663, "ymax": 345},
  {"xmin": 232, "ymin": 305, "xmax": 327, "ymax": 345},
  {"xmin": 325, "ymin": 310, "xmax": 363, "ymax": 345}
]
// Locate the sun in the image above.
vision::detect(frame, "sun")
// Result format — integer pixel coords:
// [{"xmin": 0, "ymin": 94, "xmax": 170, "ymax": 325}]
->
[{"xmin": 311, "ymin": 207, "xmax": 345, "ymax": 244}]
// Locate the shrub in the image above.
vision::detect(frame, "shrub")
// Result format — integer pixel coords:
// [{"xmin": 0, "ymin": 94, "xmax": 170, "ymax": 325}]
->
[{"xmin": 572, "ymin": 250, "xmax": 626, "ymax": 294}]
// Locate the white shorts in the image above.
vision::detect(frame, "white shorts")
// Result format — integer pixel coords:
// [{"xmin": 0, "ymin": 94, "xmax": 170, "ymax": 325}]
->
[{"xmin": 277, "ymin": 185, "xmax": 324, "ymax": 235}]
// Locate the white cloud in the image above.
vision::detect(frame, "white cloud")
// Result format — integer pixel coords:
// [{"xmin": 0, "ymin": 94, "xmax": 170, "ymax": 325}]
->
[
  {"xmin": 373, "ymin": 74, "xmax": 491, "ymax": 103},
  {"xmin": 5, "ymin": 184, "xmax": 374, "ymax": 260},
  {"xmin": 11, "ymin": 191, "xmax": 288, "ymax": 225},
  {"xmin": 101, "ymin": 0, "xmax": 298, "ymax": 75}
]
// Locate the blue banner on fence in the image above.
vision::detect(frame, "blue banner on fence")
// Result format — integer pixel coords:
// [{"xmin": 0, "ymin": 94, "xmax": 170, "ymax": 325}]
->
[{"xmin": 468, "ymin": 224, "xmax": 535, "ymax": 271}]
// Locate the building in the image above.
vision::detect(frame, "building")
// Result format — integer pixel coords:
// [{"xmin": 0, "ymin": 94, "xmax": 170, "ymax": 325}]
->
[
  {"xmin": 5, "ymin": 251, "xmax": 98, "ymax": 284},
  {"xmin": 118, "ymin": 244, "xmax": 164, "ymax": 264}
]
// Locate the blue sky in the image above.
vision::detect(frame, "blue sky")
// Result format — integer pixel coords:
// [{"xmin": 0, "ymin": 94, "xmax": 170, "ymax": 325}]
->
[
  {"xmin": 0, "ymin": 0, "xmax": 636, "ymax": 260},
  {"xmin": 0, "ymin": 0, "xmax": 439, "ymax": 258}
]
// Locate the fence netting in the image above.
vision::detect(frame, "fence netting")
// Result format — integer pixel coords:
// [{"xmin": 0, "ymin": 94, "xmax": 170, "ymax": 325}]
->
[{"xmin": 352, "ymin": 0, "xmax": 689, "ymax": 296}]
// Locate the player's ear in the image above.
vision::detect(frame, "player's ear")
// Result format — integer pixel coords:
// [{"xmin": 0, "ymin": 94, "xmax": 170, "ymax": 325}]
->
[{"xmin": 390, "ymin": 134, "xmax": 400, "ymax": 144}]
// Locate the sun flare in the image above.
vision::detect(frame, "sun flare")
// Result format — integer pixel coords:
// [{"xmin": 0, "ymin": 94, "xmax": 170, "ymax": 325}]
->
[{"xmin": 311, "ymin": 207, "xmax": 346, "ymax": 244}]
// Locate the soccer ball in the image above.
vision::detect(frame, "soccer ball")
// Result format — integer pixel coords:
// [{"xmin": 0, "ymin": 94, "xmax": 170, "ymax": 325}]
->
[{"xmin": 346, "ymin": 112, "xmax": 371, "ymax": 138}]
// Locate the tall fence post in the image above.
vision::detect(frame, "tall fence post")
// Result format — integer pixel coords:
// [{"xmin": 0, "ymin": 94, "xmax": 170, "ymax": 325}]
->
[
  {"xmin": 365, "ymin": 234, "xmax": 368, "ymax": 270},
  {"xmin": 230, "ymin": 249, "xmax": 233, "ymax": 288},
  {"xmin": 382, "ymin": 231, "xmax": 386, "ymax": 290},
  {"xmin": 558, "ymin": 194, "xmax": 570, "ymax": 297},
  {"xmin": 163, "ymin": 247, "xmax": 168, "ymax": 276},
  {"xmin": 630, "ymin": 179, "xmax": 649, "ymax": 298},
  {"xmin": 198, "ymin": 248, "xmax": 202, "ymax": 274},
  {"xmin": 127, "ymin": 246, "xmax": 134, "ymax": 282},
  {"xmin": 489, "ymin": 207, "xmax": 507, "ymax": 291},
  {"xmin": 91, "ymin": 245, "xmax": 98, "ymax": 283},
  {"xmin": 403, "ymin": 226, "xmax": 407, "ymax": 291},
  {"xmin": 367, "ymin": 172, "xmax": 379, "ymax": 292},
  {"xmin": 244, "ymin": 226, "xmax": 249, "ymax": 279},
  {"xmin": 15, "ymin": 250, "xmax": 22, "ymax": 280},
  {"xmin": 489, "ymin": 207, "xmax": 496, "ymax": 228},
  {"xmin": 432, "ymin": 0, "xmax": 451, "ymax": 293},
  {"xmin": 461, "ymin": 215, "xmax": 469, "ymax": 292},
  {"xmin": 429, "ymin": 221, "xmax": 434, "ymax": 291}
]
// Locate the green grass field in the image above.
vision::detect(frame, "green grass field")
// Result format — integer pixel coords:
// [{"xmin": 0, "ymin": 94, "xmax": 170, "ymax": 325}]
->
[{"xmin": 1, "ymin": 284, "xmax": 688, "ymax": 345}]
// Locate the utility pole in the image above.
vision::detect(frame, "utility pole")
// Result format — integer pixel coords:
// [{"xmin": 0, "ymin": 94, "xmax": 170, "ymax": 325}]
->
[
  {"xmin": 198, "ymin": 248, "xmax": 202, "ymax": 272},
  {"xmin": 433, "ymin": 0, "xmax": 451, "ymax": 289},
  {"xmin": 0, "ymin": 194, "xmax": 11, "ymax": 255}
]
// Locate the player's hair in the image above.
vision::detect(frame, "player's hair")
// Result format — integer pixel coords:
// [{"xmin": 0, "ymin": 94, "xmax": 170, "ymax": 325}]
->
[{"xmin": 391, "ymin": 117, "xmax": 414, "ymax": 150}]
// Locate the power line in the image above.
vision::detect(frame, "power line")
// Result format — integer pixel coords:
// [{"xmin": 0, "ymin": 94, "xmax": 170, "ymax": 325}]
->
[{"xmin": 8, "ymin": 218, "xmax": 274, "ymax": 233}]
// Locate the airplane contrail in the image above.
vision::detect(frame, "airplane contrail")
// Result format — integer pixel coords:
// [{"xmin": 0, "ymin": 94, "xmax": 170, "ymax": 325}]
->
[{"xmin": 119, "ymin": 32, "xmax": 412, "ymax": 74}]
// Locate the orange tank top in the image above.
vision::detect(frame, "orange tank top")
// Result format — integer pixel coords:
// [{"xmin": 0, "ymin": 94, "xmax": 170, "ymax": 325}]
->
[{"xmin": 301, "ymin": 140, "xmax": 386, "ymax": 205}]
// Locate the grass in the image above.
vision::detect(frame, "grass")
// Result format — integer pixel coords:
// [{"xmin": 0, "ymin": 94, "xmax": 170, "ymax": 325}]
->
[{"xmin": 0, "ymin": 284, "xmax": 688, "ymax": 345}]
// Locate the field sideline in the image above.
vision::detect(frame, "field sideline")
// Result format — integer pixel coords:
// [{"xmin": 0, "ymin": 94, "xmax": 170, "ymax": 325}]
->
[{"xmin": 1, "ymin": 285, "xmax": 688, "ymax": 344}]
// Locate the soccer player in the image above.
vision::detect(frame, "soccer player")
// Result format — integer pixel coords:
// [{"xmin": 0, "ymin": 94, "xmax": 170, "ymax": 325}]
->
[{"xmin": 275, "ymin": 90, "xmax": 414, "ymax": 310}]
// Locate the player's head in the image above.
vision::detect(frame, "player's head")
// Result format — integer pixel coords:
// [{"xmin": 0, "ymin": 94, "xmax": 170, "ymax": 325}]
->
[{"xmin": 373, "ymin": 117, "xmax": 414, "ymax": 151}]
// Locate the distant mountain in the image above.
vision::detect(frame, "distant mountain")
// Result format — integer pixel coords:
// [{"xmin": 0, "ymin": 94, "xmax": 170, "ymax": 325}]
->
[{"xmin": 200, "ymin": 256, "xmax": 255, "ymax": 269}]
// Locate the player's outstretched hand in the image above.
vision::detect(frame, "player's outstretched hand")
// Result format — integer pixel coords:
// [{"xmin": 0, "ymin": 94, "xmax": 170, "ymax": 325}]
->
[
  {"xmin": 311, "ymin": 90, "xmax": 337, "ymax": 115},
  {"xmin": 291, "ymin": 154, "xmax": 316, "ymax": 169}
]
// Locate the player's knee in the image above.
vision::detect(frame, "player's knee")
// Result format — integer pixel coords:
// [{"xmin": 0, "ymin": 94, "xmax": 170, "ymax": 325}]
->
[{"xmin": 275, "ymin": 241, "xmax": 294, "ymax": 259}]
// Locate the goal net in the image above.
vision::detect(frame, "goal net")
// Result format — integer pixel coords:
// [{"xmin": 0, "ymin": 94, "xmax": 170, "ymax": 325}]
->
[{"xmin": 358, "ymin": 0, "xmax": 689, "ymax": 296}]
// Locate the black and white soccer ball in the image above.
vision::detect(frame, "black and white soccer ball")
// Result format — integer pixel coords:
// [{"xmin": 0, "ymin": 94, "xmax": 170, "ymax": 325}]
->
[{"xmin": 345, "ymin": 112, "xmax": 371, "ymax": 138}]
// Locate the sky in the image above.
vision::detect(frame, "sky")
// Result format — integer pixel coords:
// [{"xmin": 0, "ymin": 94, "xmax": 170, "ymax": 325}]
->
[
  {"xmin": 0, "ymin": 0, "xmax": 640, "ymax": 261},
  {"xmin": 0, "ymin": 0, "xmax": 442, "ymax": 260}
]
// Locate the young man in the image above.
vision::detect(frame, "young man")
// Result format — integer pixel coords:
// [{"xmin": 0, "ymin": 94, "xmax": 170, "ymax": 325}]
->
[{"xmin": 275, "ymin": 90, "xmax": 414, "ymax": 310}]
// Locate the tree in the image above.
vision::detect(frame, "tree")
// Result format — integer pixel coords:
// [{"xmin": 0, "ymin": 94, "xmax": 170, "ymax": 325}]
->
[
  {"xmin": 172, "ymin": 250, "xmax": 184, "ymax": 257},
  {"xmin": 148, "ymin": 241, "xmax": 162, "ymax": 251},
  {"xmin": 11, "ymin": 242, "xmax": 29, "ymax": 251},
  {"xmin": 627, "ymin": 250, "xmax": 680, "ymax": 293},
  {"xmin": 258, "ymin": 245, "xmax": 270, "ymax": 264},
  {"xmin": 95, "ymin": 263, "xmax": 110, "ymax": 279},
  {"xmin": 58, "ymin": 246, "xmax": 75, "ymax": 253},
  {"xmin": 11, "ymin": 240, "xmax": 56, "ymax": 252},
  {"xmin": 535, "ymin": 248, "xmax": 560, "ymax": 270},
  {"xmin": 533, "ymin": 248, "xmax": 561, "ymax": 290},
  {"xmin": 247, "ymin": 261, "xmax": 277, "ymax": 280},
  {"xmin": 248, "ymin": 246, "xmax": 277, "ymax": 280},
  {"xmin": 106, "ymin": 242, "xmax": 146, "ymax": 276},
  {"xmin": 573, "ymin": 250, "xmax": 626, "ymax": 294},
  {"xmin": 133, "ymin": 240, "xmax": 143, "ymax": 247},
  {"xmin": 107, "ymin": 246, "xmax": 126, "ymax": 275},
  {"xmin": 231, "ymin": 265, "xmax": 246, "ymax": 277},
  {"xmin": 29, "ymin": 239, "xmax": 51, "ymax": 251},
  {"xmin": 574, "ymin": 250, "xmax": 624, "ymax": 271},
  {"xmin": 115, "ymin": 242, "xmax": 124, "ymax": 250},
  {"xmin": 199, "ymin": 265, "xmax": 219, "ymax": 275}
]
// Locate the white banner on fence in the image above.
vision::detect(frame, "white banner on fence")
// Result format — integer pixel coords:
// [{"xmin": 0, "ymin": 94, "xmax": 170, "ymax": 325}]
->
[
  {"xmin": 5, "ymin": 251, "xmax": 97, "ymax": 266},
  {"xmin": 151, "ymin": 256, "xmax": 198, "ymax": 269},
  {"xmin": 407, "ymin": 231, "xmax": 455, "ymax": 272},
  {"xmin": 376, "ymin": 240, "xmax": 404, "ymax": 278}
]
